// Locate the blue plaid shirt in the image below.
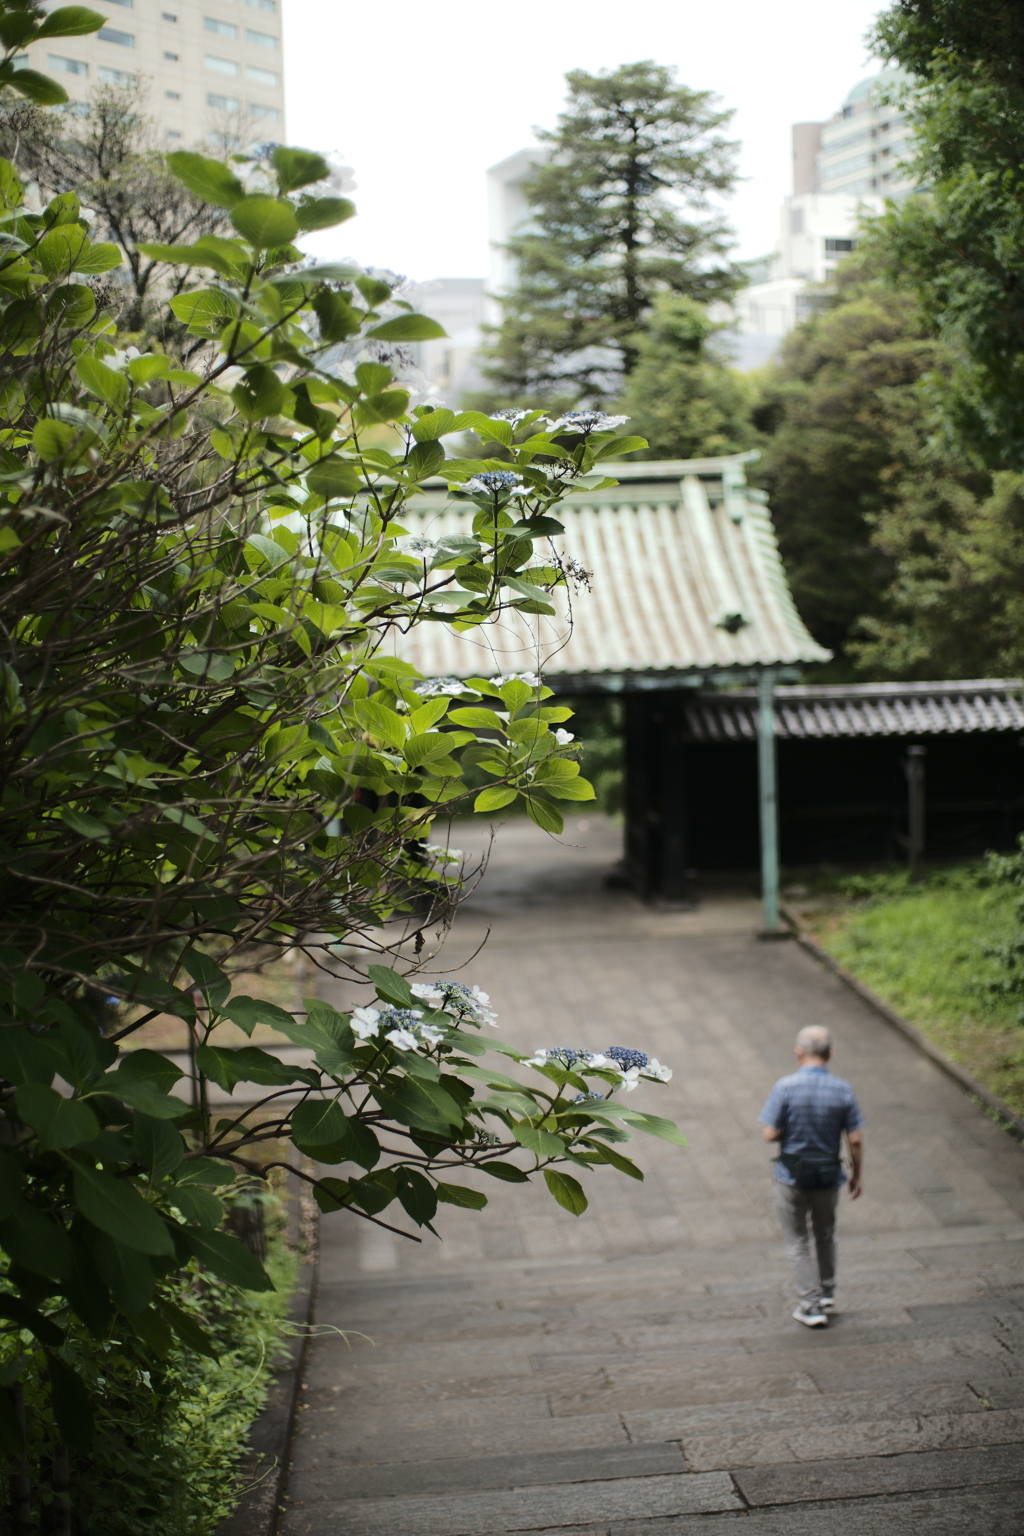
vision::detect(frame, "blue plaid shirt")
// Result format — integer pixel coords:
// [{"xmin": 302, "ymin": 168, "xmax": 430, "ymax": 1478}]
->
[{"xmin": 759, "ymin": 1066, "xmax": 864, "ymax": 1186}]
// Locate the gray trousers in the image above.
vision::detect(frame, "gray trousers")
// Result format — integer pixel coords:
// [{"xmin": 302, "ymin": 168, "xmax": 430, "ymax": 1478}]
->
[{"xmin": 773, "ymin": 1181, "xmax": 839, "ymax": 1306}]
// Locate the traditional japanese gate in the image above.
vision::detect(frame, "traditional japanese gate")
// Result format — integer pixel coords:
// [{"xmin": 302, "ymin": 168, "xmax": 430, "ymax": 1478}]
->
[{"xmin": 394, "ymin": 455, "xmax": 831, "ymax": 933}]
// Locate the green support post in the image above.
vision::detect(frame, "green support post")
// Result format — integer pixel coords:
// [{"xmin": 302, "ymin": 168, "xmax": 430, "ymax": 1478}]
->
[{"xmin": 757, "ymin": 668, "xmax": 782, "ymax": 936}]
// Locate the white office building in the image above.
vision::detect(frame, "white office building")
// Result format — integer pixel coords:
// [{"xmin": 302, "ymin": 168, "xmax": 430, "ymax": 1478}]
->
[
  {"xmin": 729, "ymin": 69, "xmax": 917, "ymax": 368},
  {"xmin": 22, "ymin": 0, "xmax": 286, "ymax": 145}
]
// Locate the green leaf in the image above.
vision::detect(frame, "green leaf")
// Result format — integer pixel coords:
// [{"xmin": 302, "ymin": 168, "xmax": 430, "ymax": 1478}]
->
[
  {"xmin": 366, "ymin": 314, "xmax": 447, "ymax": 342},
  {"xmin": 182, "ymin": 949, "xmax": 230, "ymax": 1010},
  {"xmin": 480, "ymin": 1160, "xmax": 530, "ymax": 1182},
  {"xmin": 48, "ymin": 1358, "xmax": 93, "ymax": 1453},
  {"xmin": 295, "ymin": 196, "xmax": 354, "ymax": 232},
  {"xmin": 0, "ymin": 1203, "xmax": 74, "ymax": 1279},
  {"xmin": 584, "ymin": 1140, "xmax": 644, "ymax": 1180},
  {"xmin": 16, "ymin": 1084, "xmax": 99, "ymax": 1150},
  {"xmin": 394, "ymin": 1167, "xmax": 438, "ymax": 1225},
  {"xmin": 524, "ymin": 796, "xmax": 564, "ymax": 834},
  {"xmin": 32, "ymin": 418, "xmax": 76, "ymax": 462},
  {"xmin": 196, "ymin": 1044, "xmax": 318, "ymax": 1092},
  {"xmin": 290, "ymin": 1098, "xmax": 350, "ymax": 1146},
  {"xmin": 0, "ymin": 1388, "xmax": 21, "ymax": 1457},
  {"xmin": 179, "ymin": 1228, "xmax": 274, "ymax": 1292},
  {"xmin": 133, "ymin": 1115, "xmax": 185, "ymax": 1180},
  {"xmin": 7, "ymin": 69, "xmax": 67, "ymax": 106},
  {"xmin": 73, "ymin": 1165, "xmax": 175, "ymax": 1256},
  {"xmin": 92, "ymin": 1235, "xmax": 154, "ymax": 1313},
  {"xmin": 411, "ymin": 408, "xmax": 455, "ymax": 441},
  {"xmin": 169, "ymin": 1184, "xmax": 223, "ymax": 1229},
  {"xmin": 34, "ymin": 7, "xmax": 106, "ymax": 39},
  {"xmin": 0, "ymin": 1154, "xmax": 21, "ymax": 1222},
  {"xmin": 230, "ymin": 196, "xmax": 299, "ymax": 248},
  {"xmin": 219, "ymin": 995, "xmax": 297, "ymax": 1038},
  {"xmin": 586, "ymin": 1105, "xmax": 689, "ymax": 1147},
  {"xmin": 167, "ymin": 151, "xmax": 245, "ymax": 207},
  {"xmin": 544, "ymin": 778, "xmax": 596, "ymax": 802},
  {"xmin": 367, "ymin": 964, "xmax": 415, "ymax": 1008},
  {"xmin": 271, "ymin": 146, "xmax": 330, "ymax": 192},
  {"xmin": 513, "ymin": 1122, "xmax": 567, "ymax": 1158},
  {"xmin": 449, "ymin": 707, "xmax": 505, "ymax": 730},
  {"xmin": 306, "ymin": 456, "xmax": 361, "ymax": 500},
  {"xmin": 0, "ymin": 1028, "xmax": 57, "ymax": 1086},
  {"xmin": 71, "ymin": 242, "xmax": 121, "ymax": 275},
  {"xmin": 75, "ymin": 353, "xmax": 129, "ymax": 409},
  {"xmin": 157, "ymin": 1298, "xmax": 219, "ymax": 1359},
  {"xmin": 354, "ymin": 699, "xmax": 406, "ymax": 751},
  {"xmin": 543, "ymin": 1168, "xmax": 588, "ymax": 1215},
  {"xmin": 474, "ymin": 786, "xmax": 518, "ymax": 812},
  {"xmin": 168, "ymin": 288, "xmax": 238, "ymax": 332},
  {"xmin": 434, "ymin": 1182, "xmax": 488, "ymax": 1209}
]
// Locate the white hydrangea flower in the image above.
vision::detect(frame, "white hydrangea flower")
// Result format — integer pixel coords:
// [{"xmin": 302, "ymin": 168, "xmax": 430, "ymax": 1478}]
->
[
  {"xmin": 418, "ymin": 1023, "xmax": 445, "ymax": 1048},
  {"xmin": 619, "ymin": 1066, "xmax": 642, "ymax": 1091},
  {"xmin": 386, "ymin": 1026, "xmax": 419, "ymax": 1051},
  {"xmin": 642, "ymin": 1058, "xmax": 673, "ymax": 1082},
  {"xmin": 410, "ymin": 982, "xmax": 445, "ymax": 1006},
  {"xmin": 490, "ymin": 672, "xmax": 541, "ymax": 689},
  {"xmin": 105, "ymin": 345, "xmax": 142, "ymax": 372},
  {"xmin": 553, "ymin": 728, "xmax": 575, "ymax": 746},
  {"xmin": 546, "ymin": 411, "xmax": 628, "ymax": 434},
  {"xmin": 398, "ymin": 536, "xmax": 438, "ymax": 557},
  {"xmin": 351, "ymin": 1006, "xmax": 381, "ymax": 1040}
]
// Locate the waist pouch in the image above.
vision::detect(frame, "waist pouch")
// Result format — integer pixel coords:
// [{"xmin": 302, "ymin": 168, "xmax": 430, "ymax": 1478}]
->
[{"xmin": 779, "ymin": 1153, "xmax": 842, "ymax": 1190}]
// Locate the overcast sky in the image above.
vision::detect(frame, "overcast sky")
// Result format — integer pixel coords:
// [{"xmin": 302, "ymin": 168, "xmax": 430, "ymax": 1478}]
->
[{"xmin": 282, "ymin": 0, "xmax": 887, "ymax": 284}]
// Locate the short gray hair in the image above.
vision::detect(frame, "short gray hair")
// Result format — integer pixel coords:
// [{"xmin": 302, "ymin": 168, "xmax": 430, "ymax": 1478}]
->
[{"xmin": 796, "ymin": 1025, "xmax": 831, "ymax": 1059}]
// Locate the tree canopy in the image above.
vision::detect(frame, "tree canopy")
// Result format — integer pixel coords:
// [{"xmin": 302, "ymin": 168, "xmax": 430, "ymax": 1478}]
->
[{"xmin": 480, "ymin": 61, "xmax": 740, "ymax": 407}]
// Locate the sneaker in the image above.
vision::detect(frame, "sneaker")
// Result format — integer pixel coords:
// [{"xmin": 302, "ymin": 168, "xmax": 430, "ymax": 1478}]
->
[
  {"xmin": 793, "ymin": 1303, "xmax": 828, "ymax": 1328},
  {"xmin": 819, "ymin": 1296, "xmax": 836, "ymax": 1313}
]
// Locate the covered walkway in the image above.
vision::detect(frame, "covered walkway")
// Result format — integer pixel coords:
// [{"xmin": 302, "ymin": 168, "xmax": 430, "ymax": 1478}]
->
[{"xmin": 280, "ymin": 818, "xmax": 1024, "ymax": 1535}]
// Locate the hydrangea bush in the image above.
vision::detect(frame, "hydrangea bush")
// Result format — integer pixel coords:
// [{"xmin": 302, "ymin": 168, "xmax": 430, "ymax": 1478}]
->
[{"xmin": 0, "ymin": 6, "xmax": 681, "ymax": 1501}]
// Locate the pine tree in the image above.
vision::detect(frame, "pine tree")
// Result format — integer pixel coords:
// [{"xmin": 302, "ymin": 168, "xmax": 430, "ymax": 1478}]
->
[{"xmin": 480, "ymin": 61, "xmax": 740, "ymax": 407}]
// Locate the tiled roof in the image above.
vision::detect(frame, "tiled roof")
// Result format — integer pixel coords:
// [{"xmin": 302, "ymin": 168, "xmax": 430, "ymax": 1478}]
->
[
  {"xmin": 683, "ymin": 679, "xmax": 1024, "ymax": 741},
  {"xmin": 389, "ymin": 456, "xmax": 831, "ymax": 683}
]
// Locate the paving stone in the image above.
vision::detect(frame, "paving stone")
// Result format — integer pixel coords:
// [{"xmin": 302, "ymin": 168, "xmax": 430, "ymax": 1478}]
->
[
  {"xmin": 601, "ymin": 1482, "xmax": 1024, "ymax": 1535},
  {"xmin": 733, "ymin": 1442, "xmax": 1024, "ymax": 1506},
  {"xmin": 281, "ymin": 1470, "xmax": 741, "ymax": 1535},
  {"xmin": 548, "ymin": 1369, "xmax": 820, "ymax": 1415},
  {"xmin": 288, "ymin": 1440, "xmax": 685, "ymax": 1499},
  {"xmin": 290, "ymin": 1413, "xmax": 632, "ymax": 1468}
]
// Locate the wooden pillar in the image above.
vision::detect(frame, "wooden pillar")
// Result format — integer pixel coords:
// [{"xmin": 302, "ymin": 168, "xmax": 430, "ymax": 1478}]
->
[
  {"xmin": 905, "ymin": 744, "xmax": 926, "ymax": 879},
  {"xmin": 757, "ymin": 669, "xmax": 781, "ymax": 934}
]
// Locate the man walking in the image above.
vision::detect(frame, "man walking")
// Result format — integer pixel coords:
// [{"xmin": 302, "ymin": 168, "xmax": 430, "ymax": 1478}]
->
[{"xmin": 759, "ymin": 1026, "xmax": 864, "ymax": 1328}]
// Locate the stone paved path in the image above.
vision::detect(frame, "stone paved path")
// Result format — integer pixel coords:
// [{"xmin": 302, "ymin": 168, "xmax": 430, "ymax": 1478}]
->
[{"xmin": 281, "ymin": 818, "xmax": 1024, "ymax": 1535}]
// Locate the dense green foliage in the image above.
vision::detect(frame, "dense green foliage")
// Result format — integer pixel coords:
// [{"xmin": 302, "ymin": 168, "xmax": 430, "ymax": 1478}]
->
[
  {"xmin": 0, "ymin": 12, "xmax": 684, "ymax": 1520},
  {"xmin": 480, "ymin": 61, "xmax": 740, "ymax": 407},
  {"xmin": 803, "ymin": 863, "xmax": 1024, "ymax": 1112},
  {"xmin": 620, "ymin": 295, "xmax": 753, "ymax": 462},
  {"xmin": 0, "ymin": 1195, "xmax": 296, "ymax": 1533}
]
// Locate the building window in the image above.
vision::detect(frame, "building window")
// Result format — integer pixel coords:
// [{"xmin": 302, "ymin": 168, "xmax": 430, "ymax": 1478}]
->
[
  {"xmin": 162, "ymin": 10, "xmax": 177, "ymax": 18},
  {"xmin": 165, "ymin": 89, "xmax": 180, "ymax": 98},
  {"xmin": 821, "ymin": 152, "xmax": 870, "ymax": 184},
  {"xmin": 245, "ymin": 27, "xmax": 276, "ymax": 47},
  {"xmin": 167, "ymin": 129, "xmax": 182, "ymax": 138},
  {"xmin": 207, "ymin": 91, "xmax": 240, "ymax": 111},
  {"xmin": 205, "ymin": 54, "xmax": 239, "ymax": 74},
  {"xmin": 824, "ymin": 238, "xmax": 856, "ymax": 254},
  {"xmin": 98, "ymin": 64, "xmax": 135, "ymax": 84},
  {"xmin": 249, "ymin": 101, "xmax": 279, "ymax": 119},
  {"xmin": 820, "ymin": 127, "xmax": 868, "ymax": 156},
  {"xmin": 47, "ymin": 54, "xmax": 89, "ymax": 75},
  {"xmin": 205, "ymin": 16, "xmax": 238, "ymax": 36},
  {"xmin": 98, "ymin": 26, "xmax": 133, "ymax": 45},
  {"xmin": 164, "ymin": 50, "xmax": 178, "ymax": 59},
  {"xmin": 246, "ymin": 0, "xmax": 276, "ymax": 10},
  {"xmin": 105, "ymin": 0, "xmax": 132, "ymax": 6},
  {"xmin": 246, "ymin": 64, "xmax": 277, "ymax": 85}
]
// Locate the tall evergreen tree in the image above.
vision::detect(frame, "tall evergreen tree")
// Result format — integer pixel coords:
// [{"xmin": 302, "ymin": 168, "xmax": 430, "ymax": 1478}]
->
[{"xmin": 480, "ymin": 61, "xmax": 740, "ymax": 407}]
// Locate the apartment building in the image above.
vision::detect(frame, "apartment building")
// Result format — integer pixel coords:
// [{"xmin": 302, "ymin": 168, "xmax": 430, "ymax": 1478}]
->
[{"xmin": 23, "ymin": 0, "xmax": 286, "ymax": 144}]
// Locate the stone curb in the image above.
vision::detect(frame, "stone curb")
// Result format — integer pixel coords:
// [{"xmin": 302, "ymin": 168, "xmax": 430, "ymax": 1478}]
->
[
  {"xmin": 215, "ymin": 1207, "xmax": 318, "ymax": 1536},
  {"xmin": 781, "ymin": 904, "xmax": 1024, "ymax": 1145}
]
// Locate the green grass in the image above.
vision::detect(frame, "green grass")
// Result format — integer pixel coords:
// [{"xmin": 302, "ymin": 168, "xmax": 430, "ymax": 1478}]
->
[{"xmin": 803, "ymin": 867, "xmax": 1024, "ymax": 1114}]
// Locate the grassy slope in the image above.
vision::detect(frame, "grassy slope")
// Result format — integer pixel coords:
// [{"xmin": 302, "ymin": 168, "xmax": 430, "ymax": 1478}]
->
[{"xmin": 801, "ymin": 873, "xmax": 1024, "ymax": 1114}]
